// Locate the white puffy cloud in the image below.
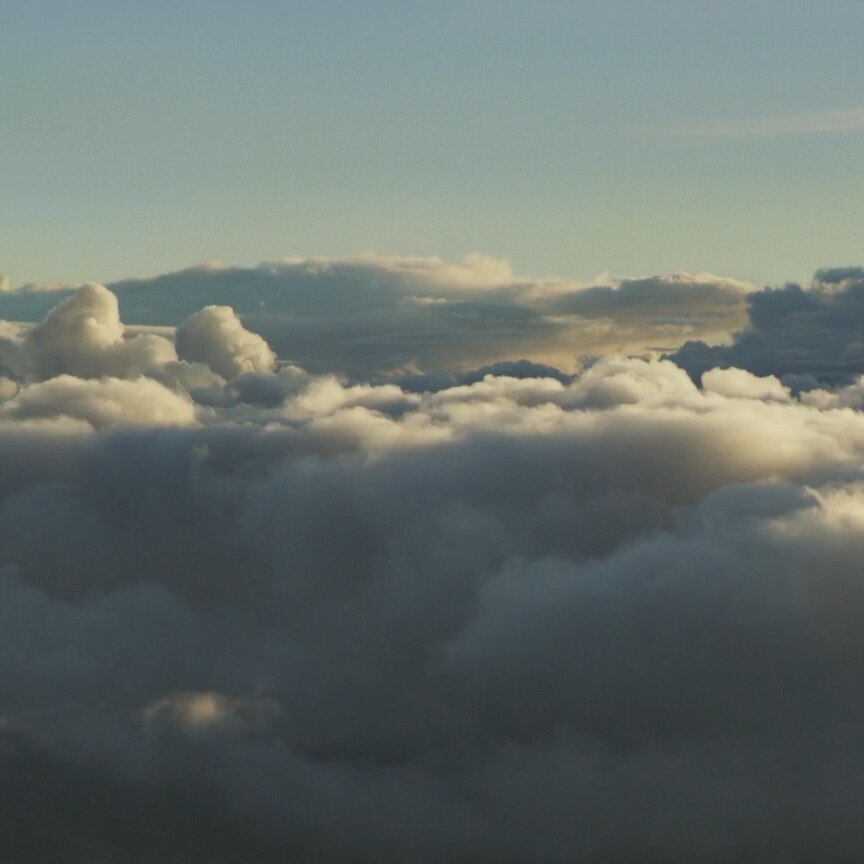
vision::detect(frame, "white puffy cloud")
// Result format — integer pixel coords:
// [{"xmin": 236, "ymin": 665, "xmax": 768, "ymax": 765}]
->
[
  {"xmin": 176, "ymin": 305, "xmax": 276, "ymax": 379},
  {"xmin": 24, "ymin": 282, "xmax": 176, "ymax": 380},
  {"xmin": 701, "ymin": 367, "xmax": 791, "ymax": 401},
  {"xmin": 0, "ymin": 375, "xmax": 197, "ymax": 429}
]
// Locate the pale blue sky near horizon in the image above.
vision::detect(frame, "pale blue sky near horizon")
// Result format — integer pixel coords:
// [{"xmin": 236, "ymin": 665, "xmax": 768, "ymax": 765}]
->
[{"xmin": 3, "ymin": 0, "xmax": 864, "ymax": 289}]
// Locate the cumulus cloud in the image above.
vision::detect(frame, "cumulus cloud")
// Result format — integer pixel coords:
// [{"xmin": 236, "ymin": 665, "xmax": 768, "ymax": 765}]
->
[
  {"xmin": 3, "ymin": 267, "xmax": 864, "ymax": 861},
  {"xmin": 176, "ymin": 305, "xmax": 276, "ymax": 380},
  {"xmin": 701, "ymin": 366, "xmax": 791, "ymax": 401},
  {"xmin": 22, "ymin": 282, "xmax": 176, "ymax": 380}
]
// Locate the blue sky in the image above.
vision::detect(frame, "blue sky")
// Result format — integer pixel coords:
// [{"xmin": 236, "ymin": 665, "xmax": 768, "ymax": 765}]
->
[{"xmin": 3, "ymin": 0, "xmax": 864, "ymax": 287}]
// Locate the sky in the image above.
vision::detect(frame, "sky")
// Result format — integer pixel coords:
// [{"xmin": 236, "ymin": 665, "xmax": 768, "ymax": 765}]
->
[{"xmin": 4, "ymin": 0, "xmax": 864, "ymax": 287}]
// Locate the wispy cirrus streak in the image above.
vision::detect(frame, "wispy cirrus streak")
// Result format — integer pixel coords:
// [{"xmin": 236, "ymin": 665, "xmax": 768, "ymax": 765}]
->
[{"xmin": 649, "ymin": 106, "xmax": 864, "ymax": 138}]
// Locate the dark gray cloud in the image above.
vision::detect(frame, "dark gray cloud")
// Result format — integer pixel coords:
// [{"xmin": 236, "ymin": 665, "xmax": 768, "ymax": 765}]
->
[
  {"xmin": 672, "ymin": 267, "xmax": 864, "ymax": 387},
  {"xmin": 3, "ymin": 277, "xmax": 864, "ymax": 860}
]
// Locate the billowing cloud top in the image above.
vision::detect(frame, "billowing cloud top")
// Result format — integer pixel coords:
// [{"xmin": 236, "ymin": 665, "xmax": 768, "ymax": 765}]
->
[{"xmin": 3, "ymin": 263, "xmax": 864, "ymax": 862}]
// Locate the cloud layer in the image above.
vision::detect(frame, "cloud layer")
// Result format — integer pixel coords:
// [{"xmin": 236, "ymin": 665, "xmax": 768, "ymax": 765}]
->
[
  {"xmin": 3, "ymin": 269, "xmax": 864, "ymax": 861},
  {"xmin": 0, "ymin": 256, "xmax": 751, "ymax": 379}
]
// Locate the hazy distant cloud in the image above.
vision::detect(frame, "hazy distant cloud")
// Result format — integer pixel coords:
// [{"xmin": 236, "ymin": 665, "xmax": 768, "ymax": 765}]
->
[
  {"xmin": 6, "ymin": 279, "xmax": 69, "ymax": 294},
  {"xmin": 269, "ymin": 251, "xmax": 516, "ymax": 289},
  {"xmin": 652, "ymin": 106, "xmax": 864, "ymax": 138},
  {"xmin": 533, "ymin": 270, "xmax": 750, "ymax": 348}
]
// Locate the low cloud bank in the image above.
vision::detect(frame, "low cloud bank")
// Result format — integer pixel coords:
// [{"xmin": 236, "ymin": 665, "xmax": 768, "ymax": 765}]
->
[
  {"xmin": 1, "ymin": 255, "xmax": 751, "ymax": 378},
  {"xmin": 2, "ymin": 276, "xmax": 864, "ymax": 861}
]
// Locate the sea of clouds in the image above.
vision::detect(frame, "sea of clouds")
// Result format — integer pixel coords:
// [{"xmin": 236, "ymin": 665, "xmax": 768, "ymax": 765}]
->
[{"xmin": 3, "ymin": 257, "xmax": 864, "ymax": 862}]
